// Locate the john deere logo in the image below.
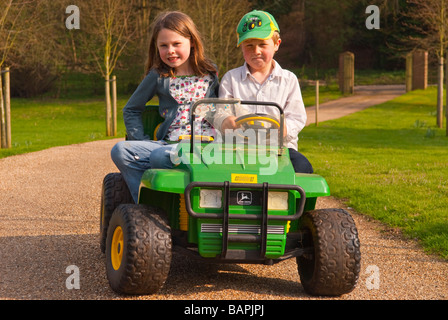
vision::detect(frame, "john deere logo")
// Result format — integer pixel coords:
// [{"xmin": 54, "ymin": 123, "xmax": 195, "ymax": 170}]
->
[
  {"xmin": 237, "ymin": 191, "xmax": 252, "ymax": 205},
  {"xmin": 242, "ymin": 17, "xmax": 262, "ymax": 33}
]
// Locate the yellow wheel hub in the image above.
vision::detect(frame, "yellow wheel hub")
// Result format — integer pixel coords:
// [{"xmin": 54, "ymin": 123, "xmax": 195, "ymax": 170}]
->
[{"xmin": 111, "ymin": 226, "xmax": 124, "ymax": 270}]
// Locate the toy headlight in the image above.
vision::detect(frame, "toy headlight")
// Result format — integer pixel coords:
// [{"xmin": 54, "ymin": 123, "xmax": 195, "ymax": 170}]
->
[
  {"xmin": 268, "ymin": 192, "xmax": 288, "ymax": 210},
  {"xmin": 199, "ymin": 189, "xmax": 222, "ymax": 208}
]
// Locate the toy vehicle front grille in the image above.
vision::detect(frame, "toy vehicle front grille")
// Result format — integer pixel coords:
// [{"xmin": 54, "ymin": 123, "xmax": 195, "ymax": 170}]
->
[
  {"xmin": 201, "ymin": 223, "xmax": 284, "ymax": 235},
  {"xmin": 185, "ymin": 181, "xmax": 306, "ymax": 259}
]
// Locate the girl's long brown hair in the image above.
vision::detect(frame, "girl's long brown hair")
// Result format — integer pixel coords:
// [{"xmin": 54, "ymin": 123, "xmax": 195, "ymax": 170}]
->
[{"xmin": 145, "ymin": 11, "xmax": 217, "ymax": 77}]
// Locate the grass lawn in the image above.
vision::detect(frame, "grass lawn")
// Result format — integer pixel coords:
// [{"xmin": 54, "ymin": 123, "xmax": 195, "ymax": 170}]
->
[
  {"xmin": 301, "ymin": 84, "xmax": 344, "ymax": 107},
  {"xmin": 300, "ymin": 86, "xmax": 448, "ymax": 259},
  {"xmin": 0, "ymin": 97, "xmax": 128, "ymax": 158}
]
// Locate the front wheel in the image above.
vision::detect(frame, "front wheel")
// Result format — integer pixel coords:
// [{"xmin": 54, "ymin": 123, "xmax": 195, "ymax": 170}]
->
[
  {"xmin": 105, "ymin": 204, "xmax": 172, "ymax": 295},
  {"xmin": 100, "ymin": 173, "xmax": 133, "ymax": 253},
  {"xmin": 297, "ymin": 208, "xmax": 361, "ymax": 296}
]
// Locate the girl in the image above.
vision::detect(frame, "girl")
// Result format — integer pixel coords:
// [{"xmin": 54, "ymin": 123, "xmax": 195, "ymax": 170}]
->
[{"xmin": 111, "ymin": 11, "xmax": 219, "ymax": 203}]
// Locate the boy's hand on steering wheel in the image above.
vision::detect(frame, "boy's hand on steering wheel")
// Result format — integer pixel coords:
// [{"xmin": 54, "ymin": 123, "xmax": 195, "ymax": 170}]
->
[{"xmin": 221, "ymin": 116, "xmax": 238, "ymax": 131}]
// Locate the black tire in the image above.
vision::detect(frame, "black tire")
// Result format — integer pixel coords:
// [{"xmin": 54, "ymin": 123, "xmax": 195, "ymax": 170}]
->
[
  {"xmin": 105, "ymin": 204, "xmax": 172, "ymax": 295},
  {"xmin": 297, "ymin": 208, "xmax": 361, "ymax": 296},
  {"xmin": 100, "ymin": 173, "xmax": 133, "ymax": 253}
]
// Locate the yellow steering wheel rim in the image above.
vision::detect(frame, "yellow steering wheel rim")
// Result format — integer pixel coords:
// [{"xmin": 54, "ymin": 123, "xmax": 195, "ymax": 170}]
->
[{"xmin": 235, "ymin": 115, "xmax": 280, "ymax": 129}]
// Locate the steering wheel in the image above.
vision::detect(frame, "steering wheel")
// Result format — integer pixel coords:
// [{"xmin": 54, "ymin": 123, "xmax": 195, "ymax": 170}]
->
[
  {"xmin": 234, "ymin": 113, "xmax": 280, "ymax": 131},
  {"xmin": 233, "ymin": 113, "xmax": 280, "ymax": 142}
]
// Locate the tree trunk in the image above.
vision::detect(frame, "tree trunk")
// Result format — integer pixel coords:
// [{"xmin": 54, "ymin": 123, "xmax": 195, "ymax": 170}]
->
[
  {"xmin": 0, "ymin": 70, "xmax": 5, "ymax": 148},
  {"xmin": 437, "ymin": 56, "xmax": 444, "ymax": 128},
  {"xmin": 3, "ymin": 67, "xmax": 11, "ymax": 148},
  {"xmin": 105, "ymin": 73, "xmax": 112, "ymax": 136},
  {"xmin": 112, "ymin": 75, "xmax": 117, "ymax": 136}
]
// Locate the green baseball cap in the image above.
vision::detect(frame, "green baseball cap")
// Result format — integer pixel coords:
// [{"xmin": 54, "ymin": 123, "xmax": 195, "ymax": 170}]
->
[{"xmin": 236, "ymin": 10, "xmax": 280, "ymax": 47}]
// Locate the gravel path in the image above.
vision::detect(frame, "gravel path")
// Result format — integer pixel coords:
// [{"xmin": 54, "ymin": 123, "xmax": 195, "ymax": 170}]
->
[{"xmin": 1, "ymin": 86, "xmax": 447, "ymax": 300}]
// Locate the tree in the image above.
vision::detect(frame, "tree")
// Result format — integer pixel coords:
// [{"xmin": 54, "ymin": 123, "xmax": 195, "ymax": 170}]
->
[
  {"xmin": 77, "ymin": 0, "xmax": 138, "ymax": 136},
  {"xmin": 302, "ymin": 0, "xmax": 356, "ymax": 68},
  {"xmin": 248, "ymin": 0, "xmax": 296, "ymax": 17},
  {"xmin": 10, "ymin": 1, "xmax": 72, "ymax": 97},
  {"xmin": 172, "ymin": 0, "xmax": 250, "ymax": 76},
  {"xmin": 405, "ymin": 0, "xmax": 448, "ymax": 132},
  {"xmin": 0, "ymin": 0, "xmax": 35, "ymax": 148}
]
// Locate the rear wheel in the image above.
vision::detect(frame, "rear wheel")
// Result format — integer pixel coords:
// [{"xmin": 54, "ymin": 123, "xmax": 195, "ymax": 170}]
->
[
  {"xmin": 297, "ymin": 208, "xmax": 361, "ymax": 296},
  {"xmin": 100, "ymin": 173, "xmax": 133, "ymax": 253},
  {"xmin": 105, "ymin": 204, "xmax": 172, "ymax": 295}
]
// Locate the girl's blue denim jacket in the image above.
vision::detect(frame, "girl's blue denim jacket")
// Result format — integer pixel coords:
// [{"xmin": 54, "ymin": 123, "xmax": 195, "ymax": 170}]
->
[{"xmin": 123, "ymin": 69, "xmax": 219, "ymax": 141}]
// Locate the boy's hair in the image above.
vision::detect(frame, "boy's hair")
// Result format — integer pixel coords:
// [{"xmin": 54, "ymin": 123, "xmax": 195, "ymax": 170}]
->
[
  {"xmin": 271, "ymin": 31, "xmax": 280, "ymax": 44},
  {"xmin": 145, "ymin": 11, "xmax": 217, "ymax": 77}
]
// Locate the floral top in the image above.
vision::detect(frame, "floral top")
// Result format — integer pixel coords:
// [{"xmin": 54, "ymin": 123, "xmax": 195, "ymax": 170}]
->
[{"xmin": 166, "ymin": 75, "xmax": 214, "ymax": 141}]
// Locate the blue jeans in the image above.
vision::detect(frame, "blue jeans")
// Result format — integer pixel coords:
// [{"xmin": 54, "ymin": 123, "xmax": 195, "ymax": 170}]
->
[
  {"xmin": 289, "ymin": 148, "xmax": 314, "ymax": 174},
  {"xmin": 111, "ymin": 140, "xmax": 175, "ymax": 203}
]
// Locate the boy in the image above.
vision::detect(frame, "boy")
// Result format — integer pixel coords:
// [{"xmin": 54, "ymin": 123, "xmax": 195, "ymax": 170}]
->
[{"xmin": 216, "ymin": 10, "xmax": 313, "ymax": 174}]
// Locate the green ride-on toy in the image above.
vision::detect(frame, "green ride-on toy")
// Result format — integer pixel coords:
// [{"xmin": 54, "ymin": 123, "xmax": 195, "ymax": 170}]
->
[{"xmin": 100, "ymin": 98, "xmax": 361, "ymax": 296}]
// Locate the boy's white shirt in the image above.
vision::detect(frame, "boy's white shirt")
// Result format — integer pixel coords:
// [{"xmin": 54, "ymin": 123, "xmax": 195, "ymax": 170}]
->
[{"xmin": 217, "ymin": 60, "xmax": 306, "ymax": 150}]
